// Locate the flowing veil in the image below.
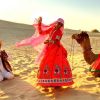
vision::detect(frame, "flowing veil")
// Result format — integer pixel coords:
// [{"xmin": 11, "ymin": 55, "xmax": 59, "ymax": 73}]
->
[{"xmin": 15, "ymin": 18, "xmax": 57, "ymax": 63}]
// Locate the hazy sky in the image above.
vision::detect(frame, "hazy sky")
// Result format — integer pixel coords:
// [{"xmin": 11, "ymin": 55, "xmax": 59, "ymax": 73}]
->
[{"xmin": 0, "ymin": 0, "xmax": 100, "ymax": 31}]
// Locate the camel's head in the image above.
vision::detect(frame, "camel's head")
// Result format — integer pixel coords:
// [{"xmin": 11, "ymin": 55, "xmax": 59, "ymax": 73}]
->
[
  {"xmin": 72, "ymin": 31, "xmax": 89, "ymax": 44},
  {"xmin": 72, "ymin": 31, "xmax": 91, "ymax": 50}
]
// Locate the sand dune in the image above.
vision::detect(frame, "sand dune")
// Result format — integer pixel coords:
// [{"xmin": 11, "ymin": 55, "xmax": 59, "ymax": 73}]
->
[{"xmin": 0, "ymin": 20, "xmax": 100, "ymax": 100}]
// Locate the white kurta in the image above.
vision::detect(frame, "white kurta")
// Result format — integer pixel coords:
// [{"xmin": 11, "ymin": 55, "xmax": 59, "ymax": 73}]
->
[{"xmin": 0, "ymin": 57, "xmax": 14, "ymax": 81}]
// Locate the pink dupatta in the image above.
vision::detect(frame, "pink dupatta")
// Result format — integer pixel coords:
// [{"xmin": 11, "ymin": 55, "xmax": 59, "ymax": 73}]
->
[{"xmin": 15, "ymin": 18, "xmax": 64, "ymax": 63}]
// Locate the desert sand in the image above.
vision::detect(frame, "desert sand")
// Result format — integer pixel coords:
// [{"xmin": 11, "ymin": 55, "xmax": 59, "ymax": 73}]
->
[{"xmin": 0, "ymin": 20, "xmax": 100, "ymax": 100}]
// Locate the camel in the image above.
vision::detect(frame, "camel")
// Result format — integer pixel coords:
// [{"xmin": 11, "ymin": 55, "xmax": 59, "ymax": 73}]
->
[{"xmin": 72, "ymin": 31, "xmax": 100, "ymax": 77}]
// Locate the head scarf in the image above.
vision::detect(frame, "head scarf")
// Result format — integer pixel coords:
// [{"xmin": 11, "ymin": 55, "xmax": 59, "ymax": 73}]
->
[{"xmin": 57, "ymin": 18, "xmax": 64, "ymax": 24}]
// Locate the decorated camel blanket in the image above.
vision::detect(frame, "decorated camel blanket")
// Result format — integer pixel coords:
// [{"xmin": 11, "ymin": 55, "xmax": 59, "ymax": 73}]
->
[{"xmin": 90, "ymin": 54, "xmax": 100, "ymax": 72}]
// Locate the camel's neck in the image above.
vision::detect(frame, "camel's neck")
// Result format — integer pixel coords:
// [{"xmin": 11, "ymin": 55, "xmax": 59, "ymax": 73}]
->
[
  {"xmin": 79, "ymin": 38, "xmax": 98, "ymax": 65},
  {"xmin": 83, "ymin": 48, "xmax": 97, "ymax": 65}
]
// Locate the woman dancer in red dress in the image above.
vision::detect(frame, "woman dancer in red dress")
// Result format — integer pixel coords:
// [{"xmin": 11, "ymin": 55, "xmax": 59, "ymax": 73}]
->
[
  {"xmin": 37, "ymin": 17, "xmax": 73, "ymax": 87},
  {"xmin": 16, "ymin": 17, "xmax": 74, "ymax": 87}
]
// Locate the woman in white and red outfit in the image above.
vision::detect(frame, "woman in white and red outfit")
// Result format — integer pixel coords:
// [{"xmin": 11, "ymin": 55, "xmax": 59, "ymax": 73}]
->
[
  {"xmin": 0, "ymin": 41, "xmax": 14, "ymax": 81},
  {"xmin": 16, "ymin": 17, "xmax": 74, "ymax": 87}
]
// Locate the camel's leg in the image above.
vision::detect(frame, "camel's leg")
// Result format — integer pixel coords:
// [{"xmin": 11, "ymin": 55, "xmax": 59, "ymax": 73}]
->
[{"xmin": 92, "ymin": 72, "xmax": 100, "ymax": 77}]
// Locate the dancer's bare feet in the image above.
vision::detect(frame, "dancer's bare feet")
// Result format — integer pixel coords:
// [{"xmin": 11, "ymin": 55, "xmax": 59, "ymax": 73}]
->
[
  {"xmin": 41, "ymin": 87, "xmax": 49, "ymax": 92},
  {"xmin": 54, "ymin": 86, "xmax": 62, "ymax": 90}
]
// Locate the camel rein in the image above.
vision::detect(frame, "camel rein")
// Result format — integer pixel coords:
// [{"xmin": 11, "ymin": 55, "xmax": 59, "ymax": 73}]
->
[{"xmin": 70, "ymin": 39, "xmax": 75, "ymax": 70}]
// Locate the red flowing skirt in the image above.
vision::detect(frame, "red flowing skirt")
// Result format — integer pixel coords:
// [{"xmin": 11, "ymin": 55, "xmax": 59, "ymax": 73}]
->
[{"xmin": 37, "ymin": 43, "xmax": 74, "ymax": 86}]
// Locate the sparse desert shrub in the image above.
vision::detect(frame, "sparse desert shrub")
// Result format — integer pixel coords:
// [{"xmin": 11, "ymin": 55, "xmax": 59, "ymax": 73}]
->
[{"xmin": 91, "ymin": 29, "xmax": 99, "ymax": 33}]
